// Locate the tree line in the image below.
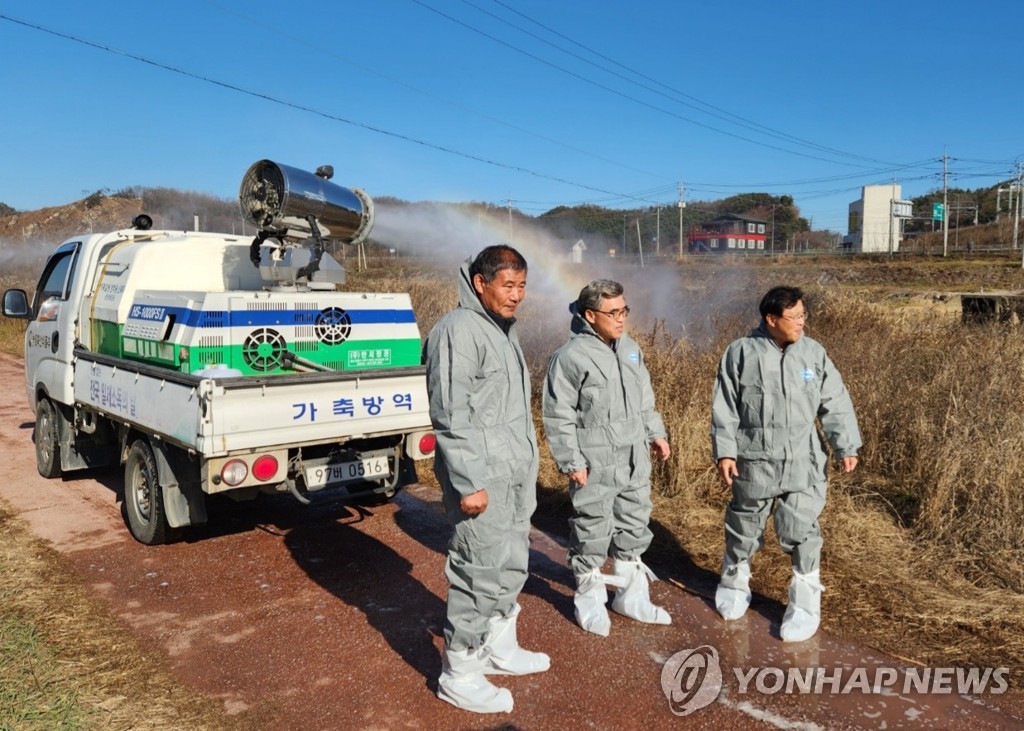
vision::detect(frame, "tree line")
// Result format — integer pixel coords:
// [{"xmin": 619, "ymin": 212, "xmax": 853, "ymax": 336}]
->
[{"xmin": 2, "ymin": 177, "xmax": 1015, "ymax": 254}]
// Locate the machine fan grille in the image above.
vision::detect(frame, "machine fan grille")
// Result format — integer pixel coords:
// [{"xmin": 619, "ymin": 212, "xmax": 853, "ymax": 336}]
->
[
  {"xmin": 315, "ymin": 307, "xmax": 352, "ymax": 345},
  {"xmin": 239, "ymin": 161, "xmax": 285, "ymax": 228},
  {"xmin": 242, "ymin": 328, "xmax": 287, "ymax": 372}
]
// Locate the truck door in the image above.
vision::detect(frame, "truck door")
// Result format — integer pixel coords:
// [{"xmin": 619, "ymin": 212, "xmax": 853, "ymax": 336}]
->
[{"xmin": 24, "ymin": 242, "xmax": 80, "ymax": 409}]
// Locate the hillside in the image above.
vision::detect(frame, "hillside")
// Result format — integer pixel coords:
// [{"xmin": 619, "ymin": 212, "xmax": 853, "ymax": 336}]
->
[
  {"xmin": 0, "ymin": 195, "xmax": 143, "ymax": 250},
  {"xmin": 4, "ymin": 183, "xmax": 1021, "ymax": 268},
  {"xmin": 0, "ymin": 188, "xmax": 245, "ymax": 261}
]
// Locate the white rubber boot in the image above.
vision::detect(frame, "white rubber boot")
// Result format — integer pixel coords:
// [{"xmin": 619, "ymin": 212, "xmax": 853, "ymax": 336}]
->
[
  {"xmin": 609, "ymin": 559, "xmax": 671, "ymax": 625},
  {"xmin": 780, "ymin": 569, "xmax": 824, "ymax": 643},
  {"xmin": 573, "ymin": 567, "xmax": 623, "ymax": 636},
  {"xmin": 482, "ymin": 603, "xmax": 550, "ymax": 675},
  {"xmin": 437, "ymin": 646, "xmax": 514, "ymax": 713},
  {"xmin": 715, "ymin": 560, "xmax": 752, "ymax": 621}
]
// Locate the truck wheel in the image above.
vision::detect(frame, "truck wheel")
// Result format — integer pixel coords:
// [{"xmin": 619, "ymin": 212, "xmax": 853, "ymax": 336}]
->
[
  {"xmin": 34, "ymin": 397, "xmax": 61, "ymax": 478},
  {"xmin": 124, "ymin": 440, "xmax": 173, "ymax": 545}
]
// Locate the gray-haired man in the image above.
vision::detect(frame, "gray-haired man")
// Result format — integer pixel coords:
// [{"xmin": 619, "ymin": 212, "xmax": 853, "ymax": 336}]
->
[
  {"xmin": 424, "ymin": 245, "xmax": 549, "ymax": 714},
  {"xmin": 543, "ymin": 279, "xmax": 672, "ymax": 636}
]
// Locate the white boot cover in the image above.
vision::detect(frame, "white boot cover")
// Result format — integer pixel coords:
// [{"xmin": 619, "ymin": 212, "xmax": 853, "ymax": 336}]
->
[
  {"xmin": 483, "ymin": 603, "xmax": 550, "ymax": 675},
  {"xmin": 715, "ymin": 560, "xmax": 752, "ymax": 621},
  {"xmin": 573, "ymin": 568, "xmax": 623, "ymax": 636},
  {"xmin": 437, "ymin": 646, "xmax": 514, "ymax": 713},
  {"xmin": 609, "ymin": 559, "xmax": 671, "ymax": 625},
  {"xmin": 780, "ymin": 569, "xmax": 824, "ymax": 643}
]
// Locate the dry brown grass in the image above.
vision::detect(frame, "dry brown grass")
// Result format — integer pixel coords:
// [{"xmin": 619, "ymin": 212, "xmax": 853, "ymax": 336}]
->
[
  {"xmin": 650, "ymin": 266, "xmax": 1024, "ymax": 675},
  {"xmin": 0, "ymin": 505, "xmax": 240, "ymax": 731},
  {"xmin": 1, "ymin": 262, "xmax": 37, "ymax": 359}
]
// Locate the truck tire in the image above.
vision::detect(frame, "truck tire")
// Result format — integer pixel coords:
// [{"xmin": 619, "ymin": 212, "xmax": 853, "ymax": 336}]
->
[
  {"xmin": 124, "ymin": 439, "xmax": 175, "ymax": 545},
  {"xmin": 34, "ymin": 397, "xmax": 61, "ymax": 478}
]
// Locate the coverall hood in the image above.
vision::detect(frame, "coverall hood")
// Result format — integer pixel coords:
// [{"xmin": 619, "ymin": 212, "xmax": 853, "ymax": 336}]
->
[
  {"xmin": 568, "ymin": 301, "xmax": 591, "ymax": 335},
  {"xmin": 456, "ymin": 259, "xmax": 519, "ymax": 331}
]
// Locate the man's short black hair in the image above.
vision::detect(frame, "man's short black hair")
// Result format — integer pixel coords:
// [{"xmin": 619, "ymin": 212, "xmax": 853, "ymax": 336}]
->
[
  {"xmin": 469, "ymin": 245, "xmax": 528, "ymax": 283},
  {"xmin": 759, "ymin": 285, "xmax": 804, "ymax": 319}
]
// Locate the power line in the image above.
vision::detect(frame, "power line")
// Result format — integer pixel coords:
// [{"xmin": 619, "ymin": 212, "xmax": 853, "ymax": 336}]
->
[
  {"xmin": 0, "ymin": 12, "xmax": 664, "ymax": 207},
  {"xmin": 409, "ymin": 0, "xmax": 906, "ymax": 169},
  {"xmin": 476, "ymin": 0, "xmax": 902, "ymax": 167},
  {"xmin": 199, "ymin": 0, "xmax": 674, "ymax": 185},
  {"xmin": 4, "ymin": 11, "xmax": 1017, "ymax": 229}
]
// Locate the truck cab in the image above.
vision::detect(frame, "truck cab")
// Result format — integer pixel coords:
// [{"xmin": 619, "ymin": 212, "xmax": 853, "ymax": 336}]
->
[{"xmin": 9, "ymin": 239, "xmax": 84, "ymax": 410}]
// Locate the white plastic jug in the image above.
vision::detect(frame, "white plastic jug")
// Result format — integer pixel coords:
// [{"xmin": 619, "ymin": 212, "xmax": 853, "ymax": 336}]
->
[{"xmin": 194, "ymin": 364, "xmax": 244, "ymax": 379}]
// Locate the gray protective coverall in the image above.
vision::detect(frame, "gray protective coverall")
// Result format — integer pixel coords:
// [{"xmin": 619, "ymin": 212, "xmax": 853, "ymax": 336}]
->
[
  {"xmin": 423, "ymin": 262, "xmax": 539, "ymax": 652},
  {"xmin": 711, "ymin": 323, "xmax": 861, "ymax": 572},
  {"xmin": 543, "ymin": 307, "xmax": 667, "ymax": 575}
]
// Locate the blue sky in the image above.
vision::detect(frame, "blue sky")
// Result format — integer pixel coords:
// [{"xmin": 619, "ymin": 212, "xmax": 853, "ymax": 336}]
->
[{"xmin": 1, "ymin": 0, "xmax": 1021, "ymax": 234}]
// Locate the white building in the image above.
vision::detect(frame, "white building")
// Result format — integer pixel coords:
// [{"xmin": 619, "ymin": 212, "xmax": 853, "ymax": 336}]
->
[
  {"xmin": 570, "ymin": 238, "xmax": 587, "ymax": 263},
  {"xmin": 844, "ymin": 184, "xmax": 903, "ymax": 253}
]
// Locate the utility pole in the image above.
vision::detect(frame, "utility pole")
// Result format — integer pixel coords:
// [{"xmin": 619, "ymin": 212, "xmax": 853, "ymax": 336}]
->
[
  {"xmin": 1015, "ymin": 162, "xmax": 1023, "ymax": 265},
  {"xmin": 888, "ymin": 181, "xmax": 896, "ymax": 256},
  {"xmin": 656, "ymin": 205, "xmax": 661, "ymax": 256},
  {"xmin": 1019, "ymin": 168, "xmax": 1024, "ymax": 244},
  {"xmin": 677, "ymin": 183, "xmax": 685, "ymax": 257},
  {"xmin": 942, "ymin": 150, "xmax": 949, "ymax": 258},
  {"xmin": 636, "ymin": 219, "xmax": 645, "ymax": 268},
  {"xmin": 954, "ymin": 195, "xmax": 960, "ymax": 251},
  {"xmin": 888, "ymin": 205, "xmax": 893, "ymax": 256}
]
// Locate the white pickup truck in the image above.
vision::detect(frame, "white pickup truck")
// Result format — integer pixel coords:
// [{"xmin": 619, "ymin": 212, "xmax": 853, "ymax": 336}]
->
[{"xmin": 2, "ymin": 161, "xmax": 435, "ymax": 544}]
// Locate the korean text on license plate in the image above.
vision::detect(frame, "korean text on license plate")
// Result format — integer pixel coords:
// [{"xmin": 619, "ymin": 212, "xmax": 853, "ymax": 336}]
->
[{"xmin": 304, "ymin": 455, "xmax": 391, "ymax": 489}]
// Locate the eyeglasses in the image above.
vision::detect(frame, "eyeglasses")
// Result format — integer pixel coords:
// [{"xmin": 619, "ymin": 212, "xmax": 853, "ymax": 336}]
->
[
  {"xmin": 778, "ymin": 311, "xmax": 808, "ymax": 323},
  {"xmin": 593, "ymin": 305, "xmax": 631, "ymax": 320}
]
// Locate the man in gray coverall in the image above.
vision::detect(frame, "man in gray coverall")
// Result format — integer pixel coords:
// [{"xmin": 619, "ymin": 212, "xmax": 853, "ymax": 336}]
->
[
  {"xmin": 424, "ymin": 245, "xmax": 548, "ymax": 714},
  {"xmin": 711, "ymin": 285, "xmax": 861, "ymax": 642},
  {"xmin": 543, "ymin": 279, "xmax": 672, "ymax": 637}
]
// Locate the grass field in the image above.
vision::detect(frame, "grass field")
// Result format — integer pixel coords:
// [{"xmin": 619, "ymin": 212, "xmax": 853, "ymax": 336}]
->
[{"xmin": 2, "ymin": 251, "xmax": 1023, "ymax": 725}]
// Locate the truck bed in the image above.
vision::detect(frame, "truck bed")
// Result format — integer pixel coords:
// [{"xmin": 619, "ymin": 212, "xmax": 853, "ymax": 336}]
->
[{"xmin": 73, "ymin": 349, "xmax": 431, "ymax": 456}]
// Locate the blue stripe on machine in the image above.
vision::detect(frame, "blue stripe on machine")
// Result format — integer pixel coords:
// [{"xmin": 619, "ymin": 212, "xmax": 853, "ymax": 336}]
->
[{"xmin": 189, "ymin": 309, "xmax": 416, "ymax": 327}]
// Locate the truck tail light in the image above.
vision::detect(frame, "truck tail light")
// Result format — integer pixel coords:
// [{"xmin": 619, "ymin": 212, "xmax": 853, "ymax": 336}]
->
[
  {"xmin": 252, "ymin": 455, "xmax": 279, "ymax": 482},
  {"xmin": 221, "ymin": 459, "xmax": 248, "ymax": 486},
  {"xmin": 405, "ymin": 430, "xmax": 435, "ymax": 460}
]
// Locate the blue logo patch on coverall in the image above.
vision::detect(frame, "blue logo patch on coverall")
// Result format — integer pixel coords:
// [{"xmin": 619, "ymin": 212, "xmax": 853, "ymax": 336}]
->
[
  {"xmin": 800, "ymin": 368, "xmax": 815, "ymax": 382},
  {"xmin": 628, "ymin": 351, "xmax": 640, "ymax": 363}
]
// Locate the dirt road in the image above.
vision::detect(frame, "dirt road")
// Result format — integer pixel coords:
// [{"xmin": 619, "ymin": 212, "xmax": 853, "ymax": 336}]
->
[{"xmin": 0, "ymin": 352, "xmax": 1019, "ymax": 730}]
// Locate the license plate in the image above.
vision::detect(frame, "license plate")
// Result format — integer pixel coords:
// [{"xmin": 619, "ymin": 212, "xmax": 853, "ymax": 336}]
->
[{"xmin": 304, "ymin": 455, "xmax": 391, "ymax": 489}]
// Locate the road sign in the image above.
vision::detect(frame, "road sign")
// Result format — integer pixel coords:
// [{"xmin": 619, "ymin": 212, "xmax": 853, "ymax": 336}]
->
[
  {"xmin": 892, "ymin": 200, "xmax": 913, "ymax": 218},
  {"xmin": 933, "ymin": 203, "xmax": 945, "ymax": 221}
]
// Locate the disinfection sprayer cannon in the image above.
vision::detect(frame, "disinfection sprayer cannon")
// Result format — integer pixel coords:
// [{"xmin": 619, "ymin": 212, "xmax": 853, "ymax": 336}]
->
[{"xmin": 239, "ymin": 159, "xmax": 375, "ymax": 291}]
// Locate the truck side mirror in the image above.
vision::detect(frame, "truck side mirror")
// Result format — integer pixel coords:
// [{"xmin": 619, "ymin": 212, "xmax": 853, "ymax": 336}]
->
[{"xmin": 2, "ymin": 289, "xmax": 30, "ymax": 318}]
